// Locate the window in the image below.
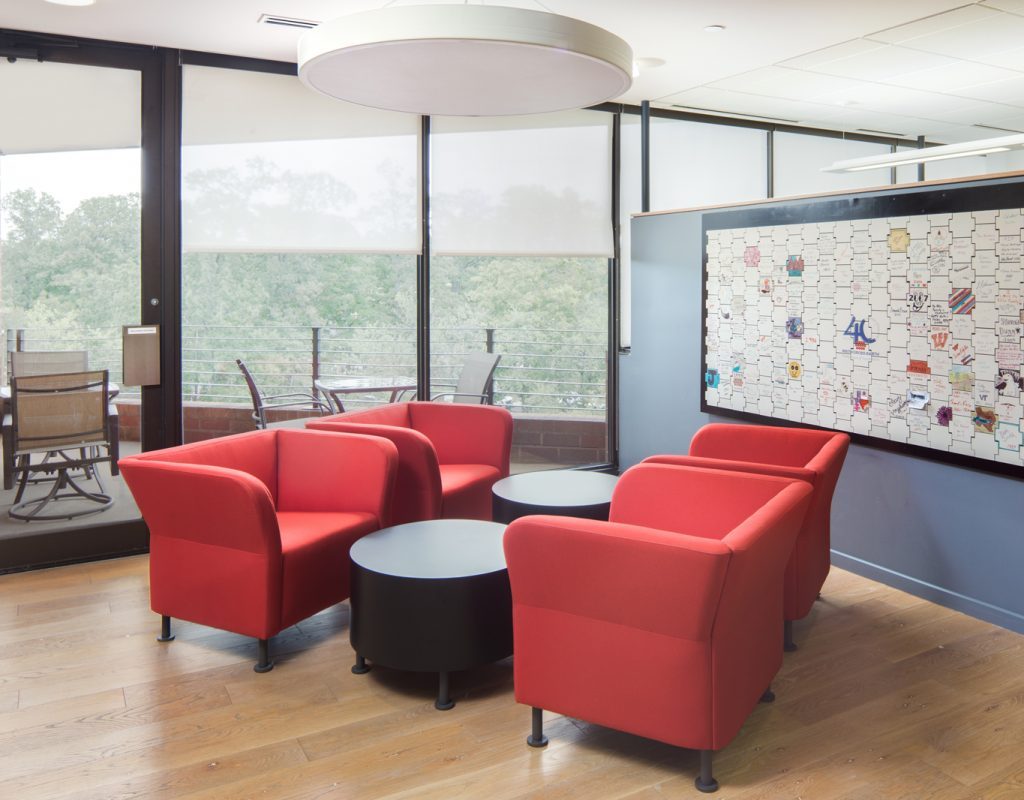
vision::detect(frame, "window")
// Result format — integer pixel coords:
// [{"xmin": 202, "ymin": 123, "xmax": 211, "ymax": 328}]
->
[
  {"xmin": 180, "ymin": 65, "xmax": 420, "ymax": 439},
  {"xmin": 430, "ymin": 112, "xmax": 614, "ymax": 468}
]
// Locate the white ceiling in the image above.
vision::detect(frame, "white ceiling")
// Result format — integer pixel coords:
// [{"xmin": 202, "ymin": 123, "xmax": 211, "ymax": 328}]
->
[{"xmin": 5, "ymin": 0, "xmax": 1024, "ymax": 142}]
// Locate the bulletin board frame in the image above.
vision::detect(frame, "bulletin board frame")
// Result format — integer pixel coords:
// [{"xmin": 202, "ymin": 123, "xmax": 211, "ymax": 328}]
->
[{"xmin": 700, "ymin": 178, "xmax": 1024, "ymax": 480}]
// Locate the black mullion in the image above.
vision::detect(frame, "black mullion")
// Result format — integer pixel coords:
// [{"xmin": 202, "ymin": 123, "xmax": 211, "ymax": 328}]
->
[{"xmin": 417, "ymin": 116, "xmax": 431, "ymax": 401}]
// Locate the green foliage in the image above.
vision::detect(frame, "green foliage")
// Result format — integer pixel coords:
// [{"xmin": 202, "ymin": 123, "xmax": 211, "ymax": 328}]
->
[{"xmin": 2, "ymin": 179, "xmax": 608, "ymax": 415}]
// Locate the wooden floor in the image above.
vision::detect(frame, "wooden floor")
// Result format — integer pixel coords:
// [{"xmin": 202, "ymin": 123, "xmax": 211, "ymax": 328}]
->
[{"xmin": 1, "ymin": 559, "xmax": 1022, "ymax": 800}]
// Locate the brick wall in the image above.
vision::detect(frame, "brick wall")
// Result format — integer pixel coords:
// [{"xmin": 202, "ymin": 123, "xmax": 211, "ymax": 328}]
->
[{"xmin": 117, "ymin": 401, "xmax": 608, "ymax": 466}]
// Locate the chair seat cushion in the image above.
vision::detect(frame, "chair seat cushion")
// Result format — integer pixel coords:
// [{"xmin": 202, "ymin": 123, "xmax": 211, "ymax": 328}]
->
[
  {"xmin": 278, "ymin": 511, "xmax": 379, "ymax": 627},
  {"xmin": 439, "ymin": 464, "xmax": 502, "ymax": 520}
]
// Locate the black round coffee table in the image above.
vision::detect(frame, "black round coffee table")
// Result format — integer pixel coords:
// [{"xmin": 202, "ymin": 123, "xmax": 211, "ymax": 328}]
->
[
  {"xmin": 492, "ymin": 470, "xmax": 619, "ymax": 524},
  {"xmin": 348, "ymin": 519, "xmax": 511, "ymax": 710}
]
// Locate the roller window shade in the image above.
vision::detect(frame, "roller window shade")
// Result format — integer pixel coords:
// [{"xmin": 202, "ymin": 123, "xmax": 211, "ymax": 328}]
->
[
  {"xmin": 181, "ymin": 65, "xmax": 420, "ymax": 254},
  {"xmin": 430, "ymin": 111, "xmax": 614, "ymax": 257}
]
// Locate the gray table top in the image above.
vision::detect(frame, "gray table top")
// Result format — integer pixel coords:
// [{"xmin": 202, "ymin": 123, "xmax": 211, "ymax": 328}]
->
[
  {"xmin": 350, "ymin": 519, "xmax": 507, "ymax": 580},
  {"xmin": 491, "ymin": 469, "xmax": 619, "ymax": 508}
]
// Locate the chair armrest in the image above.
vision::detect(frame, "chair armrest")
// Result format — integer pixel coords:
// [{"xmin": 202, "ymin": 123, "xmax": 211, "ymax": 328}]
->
[
  {"xmin": 275, "ymin": 429, "xmax": 398, "ymax": 520},
  {"xmin": 118, "ymin": 459, "xmax": 281, "ymax": 554},
  {"xmin": 2, "ymin": 414, "xmax": 12, "ymax": 491},
  {"xmin": 642, "ymin": 454, "xmax": 816, "ymax": 484},
  {"xmin": 408, "ymin": 403, "xmax": 512, "ymax": 474},
  {"xmin": 430, "ymin": 392, "xmax": 486, "ymax": 403},
  {"xmin": 305, "ymin": 420, "xmax": 442, "ymax": 521},
  {"xmin": 504, "ymin": 515, "xmax": 731, "ymax": 642},
  {"xmin": 613, "ymin": 462, "xmax": 812, "ymax": 538}
]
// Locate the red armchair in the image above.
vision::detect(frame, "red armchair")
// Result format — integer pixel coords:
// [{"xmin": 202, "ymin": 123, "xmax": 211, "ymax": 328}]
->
[
  {"xmin": 644, "ymin": 423, "xmax": 849, "ymax": 650},
  {"xmin": 119, "ymin": 428, "xmax": 397, "ymax": 672},
  {"xmin": 503, "ymin": 463, "xmax": 812, "ymax": 792},
  {"xmin": 306, "ymin": 401, "xmax": 512, "ymax": 525}
]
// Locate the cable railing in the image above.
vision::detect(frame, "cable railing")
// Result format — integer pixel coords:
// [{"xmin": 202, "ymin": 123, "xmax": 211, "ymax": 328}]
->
[{"xmin": 7, "ymin": 324, "xmax": 608, "ymax": 416}]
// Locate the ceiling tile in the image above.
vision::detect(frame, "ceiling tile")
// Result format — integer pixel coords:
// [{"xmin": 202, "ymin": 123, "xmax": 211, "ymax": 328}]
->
[
  {"xmin": 786, "ymin": 43, "xmax": 957, "ymax": 82},
  {"xmin": 883, "ymin": 60, "xmax": 1022, "ymax": 92},
  {"xmin": 707, "ymin": 66, "xmax": 869, "ymax": 103},
  {"xmin": 657, "ymin": 87, "xmax": 849, "ymax": 126},
  {"xmin": 949, "ymin": 74, "xmax": 1024, "ymax": 104},
  {"xmin": 875, "ymin": 8, "xmax": 1024, "ymax": 60},
  {"xmin": 779, "ymin": 39, "xmax": 887, "ymax": 70},
  {"xmin": 971, "ymin": 46, "xmax": 1024, "ymax": 71},
  {"xmin": 981, "ymin": 0, "xmax": 1024, "ymax": 15},
  {"xmin": 868, "ymin": 4, "xmax": 999, "ymax": 44}
]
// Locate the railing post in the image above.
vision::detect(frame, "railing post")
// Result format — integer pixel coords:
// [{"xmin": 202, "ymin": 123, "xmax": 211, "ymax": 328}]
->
[
  {"xmin": 312, "ymin": 327, "xmax": 321, "ymax": 405},
  {"xmin": 16, "ymin": 329, "xmax": 25, "ymax": 352},
  {"xmin": 485, "ymin": 327, "xmax": 495, "ymax": 405}
]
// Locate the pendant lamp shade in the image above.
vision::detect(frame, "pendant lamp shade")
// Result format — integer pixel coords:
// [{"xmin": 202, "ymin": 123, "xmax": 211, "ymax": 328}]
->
[{"xmin": 297, "ymin": 5, "xmax": 633, "ymax": 116}]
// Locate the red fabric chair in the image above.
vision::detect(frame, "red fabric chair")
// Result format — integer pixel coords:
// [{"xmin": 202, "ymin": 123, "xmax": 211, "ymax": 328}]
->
[
  {"xmin": 504, "ymin": 463, "xmax": 812, "ymax": 793},
  {"xmin": 119, "ymin": 428, "xmax": 397, "ymax": 672},
  {"xmin": 306, "ymin": 401, "xmax": 512, "ymax": 525},
  {"xmin": 644, "ymin": 423, "xmax": 849, "ymax": 650}
]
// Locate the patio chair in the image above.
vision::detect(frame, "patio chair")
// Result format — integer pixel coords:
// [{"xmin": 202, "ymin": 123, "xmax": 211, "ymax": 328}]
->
[
  {"xmin": 9, "ymin": 350, "xmax": 89, "ymax": 379},
  {"xmin": 236, "ymin": 359, "xmax": 330, "ymax": 429},
  {"xmin": 2, "ymin": 370, "xmax": 119, "ymax": 521},
  {"xmin": 432, "ymin": 352, "xmax": 501, "ymax": 404}
]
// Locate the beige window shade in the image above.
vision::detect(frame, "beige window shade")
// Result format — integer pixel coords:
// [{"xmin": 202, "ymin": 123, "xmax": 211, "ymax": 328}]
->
[
  {"xmin": 181, "ymin": 65, "xmax": 421, "ymax": 255},
  {"xmin": 430, "ymin": 110, "xmax": 614, "ymax": 257}
]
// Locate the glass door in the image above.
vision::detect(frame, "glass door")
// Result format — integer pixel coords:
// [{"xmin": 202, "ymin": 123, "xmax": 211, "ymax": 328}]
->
[{"xmin": 0, "ymin": 57, "xmax": 143, "ymax": 534}]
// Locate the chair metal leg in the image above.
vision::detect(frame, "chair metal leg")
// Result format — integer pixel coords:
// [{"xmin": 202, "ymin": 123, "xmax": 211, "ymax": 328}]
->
[
  {"xmin": 784, "ymin": 620, "xmax": 797, "ymax": 652},
  {"xmin": 695, "ymin": 749, "xmax": 719, "ymax": 793},
  {"xmin": 435, "ymin": 671, "xmax": 454, "ymax": 711},
  {"xmin": 526, "ymin": 706, "xmax": 548, "ymax": 748},
  {"xmin": 760, "ymin": 685, "xmax": 775, "ymax": 703},
  {"xmin": 352, "ymin": 653, "xmax": 371, "ymax": 674},
  {"xmin": 157, "ymin": 615, "xmax": 175, "ymax": 642},
  {"xmin": 254, "ymin": 638, "xmax": 274, "ymax": 673}
]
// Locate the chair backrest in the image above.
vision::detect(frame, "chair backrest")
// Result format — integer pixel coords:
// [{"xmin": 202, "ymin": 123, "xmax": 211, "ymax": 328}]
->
[
  {"xmin": 452, "ymin": 352, "xmax": 500, "ymax": 404},
  {"xmin": 10, "ymin": 350, "xmax": 88, "ymax": 378},
  {"xmin": 10, "ymin": 370, "xmax": 109, "ymax": 453},
  {"xmin": 235, "ymin": 358, "xmax": 269, "ymax": 426}
]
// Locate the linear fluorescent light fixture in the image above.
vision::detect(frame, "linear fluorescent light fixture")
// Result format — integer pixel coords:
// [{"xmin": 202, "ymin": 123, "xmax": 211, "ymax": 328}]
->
[
  {"xmin": 822, "ymin": 133, "xmax": 1024, "ymax": 173},
  {"xmin": 298, "ymin": 4, "xmax": 633, "ymax": 116}
]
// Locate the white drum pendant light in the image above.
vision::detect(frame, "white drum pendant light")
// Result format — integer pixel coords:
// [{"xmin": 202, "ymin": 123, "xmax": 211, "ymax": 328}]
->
[{"xmin": 298, "ymin": 4, "xmax": 633, "ymax": 116}]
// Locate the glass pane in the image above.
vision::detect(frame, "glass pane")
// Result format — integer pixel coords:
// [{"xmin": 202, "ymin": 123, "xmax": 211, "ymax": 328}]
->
[
  {"xmin": 774, "ymin": 133, "xmax": 892, "ymax": 196},
  {"xmin": 431, "ymin": 112, "xmax": 613, "ymax": 257},
  {"xmin": 650, "ymin": 118, "xmax": 768, "ymax": 210},
  {"xmin": 431, "ymin": 256, "xmax": 609, "ymax": 470},
  {"xmin": 0, "ymin": 59, "xmax": 141, "ymax": 531},
  {"xmin": 181, "ymin": 66, "xmax": 419, "ymax": 439}
]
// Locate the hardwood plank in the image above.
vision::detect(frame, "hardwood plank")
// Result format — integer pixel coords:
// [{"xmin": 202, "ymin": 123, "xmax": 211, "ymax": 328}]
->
[{"xmin": 0, "ymin": 556, "xmax": 1021, "ymax": 799}]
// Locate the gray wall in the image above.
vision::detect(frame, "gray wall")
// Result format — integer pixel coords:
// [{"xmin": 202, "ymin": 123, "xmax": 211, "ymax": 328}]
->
[{"xmin": 620, "ymin": 207, "xmax": 1024, "ymax": 634}]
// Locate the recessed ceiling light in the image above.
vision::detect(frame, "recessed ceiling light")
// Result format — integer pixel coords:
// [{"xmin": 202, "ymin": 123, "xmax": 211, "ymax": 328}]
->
[
  {"xmin": 635, "ymin": 57, "xmax": 666, "ymax": 70},
  {"xmin": 43, "ymin": 0, "xmax": 96, "ymax": 5},
  {"xmin": 704, "ymin": 24, "xmax": 726, "ymax": 33}
]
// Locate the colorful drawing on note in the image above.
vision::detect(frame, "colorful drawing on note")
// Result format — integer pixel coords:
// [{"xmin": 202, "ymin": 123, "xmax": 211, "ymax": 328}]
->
[
  {"xmin": 936, "ymin": 405, "xmax": 953, "ymax": 427},
  {"xmin": 786, "ymin": 255, "xmax": 804, "ymax": 277},
  {"xmin": 743, "ymin": 246, "xmax": 761, "ymax": 268},
  {"xmin": 853, "ymin": 390, "xmax": 871, "ymax": 412},
  {"xmin": 786, "ymin": 317, "xmax": 804, "ymax": 339},
  {"xmin": 949, "ymin": 365, "xmax": 974, "ymax": 392},
  {"xmin": 888, "ymin": 228, "xmax": 909, "ymax": 253},
  {"xmin": 973, "ymin": 406, "xmax": 997, "ymax": 433},
  {"xmin": 705, "ymin": 369, "xmax": 720, "ymax": 389},
  {"xmin": 787, "ymin": 360, "xmax": 802, "ymax": 379},
  {"xmin": 949, "ymin": 288, "xmax": 976, "ymax": 315},
  {"xmin": 951, "ymin": 342, "xmax": 974, "ymax": 365},
  {"xmin": 908, "ymin": 359, "xmax": 931, "ymax": 375}
]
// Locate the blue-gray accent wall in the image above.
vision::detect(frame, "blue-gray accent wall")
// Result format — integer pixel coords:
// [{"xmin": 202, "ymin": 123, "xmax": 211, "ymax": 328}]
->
[{"xmin": 620, "ymin": 205, "xmax": 1024, "ymax": 634}]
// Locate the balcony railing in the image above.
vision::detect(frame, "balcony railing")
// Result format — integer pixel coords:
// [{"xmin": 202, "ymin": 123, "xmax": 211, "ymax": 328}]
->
[{"xmin": 6, "ymin": 324, "xmax": 608, "ymax": 416}]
